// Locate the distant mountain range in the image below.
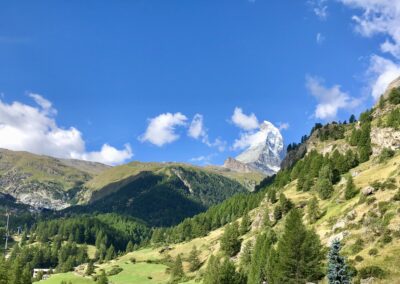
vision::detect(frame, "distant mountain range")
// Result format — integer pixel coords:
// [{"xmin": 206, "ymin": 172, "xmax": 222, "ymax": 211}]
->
[{"xmin": 0, "ymin": 148, "xmax": 265, "ymax": 226}]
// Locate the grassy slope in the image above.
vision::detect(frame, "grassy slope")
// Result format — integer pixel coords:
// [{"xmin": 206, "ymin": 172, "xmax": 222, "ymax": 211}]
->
[{"xmin": 39, "ymin": 152, "xmax": 400, "ymax": 283}]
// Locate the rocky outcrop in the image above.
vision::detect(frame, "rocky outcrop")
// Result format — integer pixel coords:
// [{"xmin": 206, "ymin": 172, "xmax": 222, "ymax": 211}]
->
[
  {"xmin": 371, "ymin": 127, "xmax": 400, "ymax": 156},
  {"xmin": 280, "ymin": 143, "xmax": 307, "ymax": 170},
  {"xmin": 223, "ymin": 157, "xmax": 256, "ymax": 173},
  {"xmin": 362, "ymin": 186, "xmax": 375, "ymax": 196}
]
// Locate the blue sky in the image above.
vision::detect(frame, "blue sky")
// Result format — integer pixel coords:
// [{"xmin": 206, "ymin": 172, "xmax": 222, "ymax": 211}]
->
[{"xmin": 0, "ymin": 0, "xmax": 399, "ymax": 165}]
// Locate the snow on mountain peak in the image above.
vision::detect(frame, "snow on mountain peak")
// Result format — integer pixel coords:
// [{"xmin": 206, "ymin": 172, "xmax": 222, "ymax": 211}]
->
[{"xmin": 232, "ymin": 120, "xmax": 284, "ymax": 175}]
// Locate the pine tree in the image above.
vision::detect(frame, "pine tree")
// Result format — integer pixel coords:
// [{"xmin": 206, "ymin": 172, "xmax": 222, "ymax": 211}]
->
[
  {"xmin": 20, "ymin": 266, "xmax": 32, "ymax": 284},
  {"xmin": 97, "ymin": 270, "xmax": 108, "ymax": 284},
  {"xmin": 240, "ymin": 212, "xmax": 251, "ymax": 235},
  {"xmin": 344, "ymin": 175, "xmax": 358, "ymax": 200},
  {"xmin": 307, "ymin": 196, "xmax": 321, "ymax": 224},
  {"xmin": 273, "ymin": 209, "xmax": 324, "ymax": 283},
  {"xmin": 220, "ymin": 222, "xmax": 241, "ymax": 257},
  {"xmin": 247, "ymin": 230, "xmax": 276, "ymax": 284},
  {"xmin": 349, "ymin": 114, "xmax": 356, "ymax": 123},
  {"xmin": 126, "ymin": 241, "xmax": 134, "ymax": 253},
  {"xmin": 188, "ymin": 246, "xmax": 201, "ymax": 272},
  {"xmin": 105, "ymin": 245, "xmax": 115, "ymax": 261},
  {"xmin": 327, "ymin": 239, "xmax": 351, "ymax": 284},
  {"xmin": 86, "ymin": 260, "xmax": 95, "ymax": 276},
  {"xmin": 315, "ymin": 177, "xmax": 333, "ymax": 200},
  {"xmin": 204, "ymin": 256, "xmax": 245, "ymax": 284},
  {"xmin": 0, "ymin": 257, "xmax": 9, "ymax": 284},
  {"xmin": 170, "ymin": 254, "xmax": 184, "ymax": 281},
  {"xmin": 240, "ymin": 241, "xmax": 253, "ymax": 273}
]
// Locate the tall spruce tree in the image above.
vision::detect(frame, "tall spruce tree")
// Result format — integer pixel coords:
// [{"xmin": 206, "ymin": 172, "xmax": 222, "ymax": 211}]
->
[
  {"xmin": 203, "ymin": 255, "xmax": 245, "ymax": 284},
  {"xmin": 188, "ymin": 246, "xmax": 201, "ymax": 272},
  {"xmin": 220, "ymin": 222, "xmax": 241, "ymax": 257},
  {"xmin": 170, "ymin": 254, "xmax": 184, "ymax": 281},
  {"xmin": 307, "ymin": 196, "xmax": 321, "ymax": 224},
  {"xmin": 327, "ymin": 239, "xmax": 351, "ymax": 284},
  {"xmin": 273, "ymin": 209, "xmax": 324, "ymax": 284}
]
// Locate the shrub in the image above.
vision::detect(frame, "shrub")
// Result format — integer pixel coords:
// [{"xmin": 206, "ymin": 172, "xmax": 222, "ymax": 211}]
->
[
  {"xmin": 388, "ymin": 87, "xmax": 400, "ymax": 105},
  {"xmin": 354, "ymin": 255, "xmax": 364, "ymax": 262},
  {"xmin": 107, "ymin": 266, "xmax": 123, "ymax": 276},
  {"xmin": 378, "ymin": 148, "xmax": 395, "ymax": 163},
  {"xmin": 368, "ymin": 248, "xmax": 378, "ymax": 256},
  {"xmin": 366, "ymin": 197, "xmax": 376, "ymax": 205},
  {"xmin": 130, "ymin": 257, "xmax": 136, "ymax": 263},
  {"xmin": 350, "ymin": 239, "xmax": 364, "ymax": 254},
  {"xmin": 380, "ymin": 230, "xmax": 392, "ymax": 244},
  {"xmin": 378, "ymin": 201, "xmax": 390, "ymax": 215},
  {"xmin": 359, "ymin": 266, "xmax": 385, "ymax": 279},
  {"xmin": 392, "ymin": 189, "xmax": 400, "ymax": 201}
]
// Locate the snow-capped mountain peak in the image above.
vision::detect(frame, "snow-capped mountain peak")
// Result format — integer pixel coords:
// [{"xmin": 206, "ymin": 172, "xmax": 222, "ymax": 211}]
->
[{"xmin": 224, "ymin": 121, "xmax": 285, "ymax": 175}]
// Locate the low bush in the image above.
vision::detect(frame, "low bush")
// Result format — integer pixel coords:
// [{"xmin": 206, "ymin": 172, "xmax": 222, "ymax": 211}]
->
[
  {"xmin": 350, "ymin": 238, "xmax": 364, "ymax": 254},
  {"xmin": 368, "ymin": 248, "xmax": 378, "ymax": 256},
  {"xmin": 354, "ymin": 255, "xmax": 364, "ymax": 262},
  {"xmin": 359, "ymin": 266, "xmax": 385, "ymax": 279},
  {"xmin": 107, "ymin": 266, "xmax": 123, "ymax": 276}
]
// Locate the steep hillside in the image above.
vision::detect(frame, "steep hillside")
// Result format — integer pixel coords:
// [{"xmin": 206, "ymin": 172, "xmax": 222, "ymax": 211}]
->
[
  {"xmin": 69, "ymin": 164, "xmax": 249, "ymax": 226},
  {"xmin": 0, "ymin": 149, "xmax": 108, "ymax": 209}
]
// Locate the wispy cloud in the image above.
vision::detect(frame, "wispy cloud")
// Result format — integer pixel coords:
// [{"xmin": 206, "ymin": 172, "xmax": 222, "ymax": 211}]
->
[
  {"xmin": 306, "ymin": 75, "xmax": 361, "ymax": 120},
  {"xmin": 308, "ymin": 0, "xmax": 328, "ymax": 20}
]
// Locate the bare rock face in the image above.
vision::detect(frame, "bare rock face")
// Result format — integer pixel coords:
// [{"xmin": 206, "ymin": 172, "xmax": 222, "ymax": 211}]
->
[
  {"xmin": 223, "ymin": 157, "xmax": 255, "ymax": 173},
  {"xmin": 371, "ymin": 127, "xmax": 400, "ymax": 156},
  {"xmin": 362, "ymin": 186, "xmax": 375, "ymax": 196},
  {"xmin": 224, "ymin": 121, "xmax": 285, "ymax": 176}
]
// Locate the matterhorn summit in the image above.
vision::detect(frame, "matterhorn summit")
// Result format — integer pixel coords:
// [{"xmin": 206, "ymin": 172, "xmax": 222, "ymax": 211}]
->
[{"xmin": 224, "ymin": 121, "xmax": 285, "ymax": 176}]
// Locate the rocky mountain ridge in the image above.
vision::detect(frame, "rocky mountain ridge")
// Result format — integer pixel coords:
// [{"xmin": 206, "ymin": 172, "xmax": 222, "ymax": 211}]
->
[{"xmin": 224, "ymin": 121, "xmax": 285, "ymax": 175}]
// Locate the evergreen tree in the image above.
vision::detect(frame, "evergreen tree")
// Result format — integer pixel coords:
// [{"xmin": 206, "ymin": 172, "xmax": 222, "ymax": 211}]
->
[
  {"xmin": 86, "ymin": 260, "xmax": 95, "ymax": 276},
  {"xmin": 170, "ymin": 254, "xmax": 184, "ymax": 281},
  {"xmin": 315, "ymin": 177, "xmax": 333, "ymax": 200},
  {"xmin": 220, "ymin": 222, "xmax": 241, "ymax": 257},
  {"xmin": 0, "ymin": 257, "xmax": 9, "ymax": 284},
  {"xmin": 188, "ymin": 246, "xmax": 201, "ymax": 272},
  {"xmin": 105, "ymin": 245, "xmax": 115, "ymax": 261},
  {"xmin": 97, "ymin": 270, "xmax": 108, "ymax": 284},
  {"xmin": 327, "ymin": 239, "xmax": 351, "ymax": 284},
  {"xmin": 349, "ymin": 114, "xmax": 356, "ymax": 123},
  {"xmin": 307, "ymin": 196, "xmax": 321, "ymax": 224},
  {"xmin": 247, "ymin": 230, "xmax": 276, "ymax": 284},
  {"xmin": 126, "ymin": 241, "xmax": 134, "ymax": 253},
  {"xmin": 21, "ymin": 266, "xmax": 32, "ymax": 284},
  {"xmin": 240, "ymin": 212, "xmax": 251, "ymax": 235},
  {"xmin": 344, "ymin": 175, "xmax": 358, "ymax": 200},
  {"xmin": 273, "ymin": 209, "xmax": 324, "ymax": 284},
  {"xmin": 240, "ymin": 241, "xmax": 252, "ymax": 273},
  {"xmin": 203, "ymin": 255, "xmax": 245, "ymax": 284}
]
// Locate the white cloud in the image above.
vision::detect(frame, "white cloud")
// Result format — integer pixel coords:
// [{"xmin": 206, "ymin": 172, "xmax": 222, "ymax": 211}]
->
[
  {"xmin": 74, "ymin": 144, "xmax": 132, "ymax": 165},
  {"xmin": 231, "ymin": 107, "xmax": 259, "ymax": 130},
  {"xmin": 0, "ymin": 94, "xmax": 133, "ymax": 165},
  {"xmin": 306, "ymin": 76, "xmax": 361, "ymax": 120},
  {"xmin": 190, "ymin": 153, "xmax": 216, "ymax": 164},
  {"xmin": 139, "ymin": 112, "xmax": 187, "ymax": 146},
  {"xmin": 278, "ymin": 122, "xmax": 290, "ymax": 130},
  {"xmin": 316, "ymin": 33, "xmax": 325, "ymax": 44},
  {"xmin": 188, "ymin": 114, "xmax": 226, "ymax": 152},
  {"xmin": 308, "ymin": 0, "xmax": 328, "ymax": 20},
  {"xmin": 338, "ymin": 1, "xmax": 400, "ymax": 100},
  {"xmin": 367, "ymin": 55, "xmax": 400, "ymax": 100},
  {"xmin": 339, "ymin": 0, "xmax": 400, "ymax": 59},
  {"xmin": 188, "ymin": 114, "xmax": 206, "ymax": 139},
  {"xmin": 233, "ymin": 130, "xmax": 267, "ymax": 150}
]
